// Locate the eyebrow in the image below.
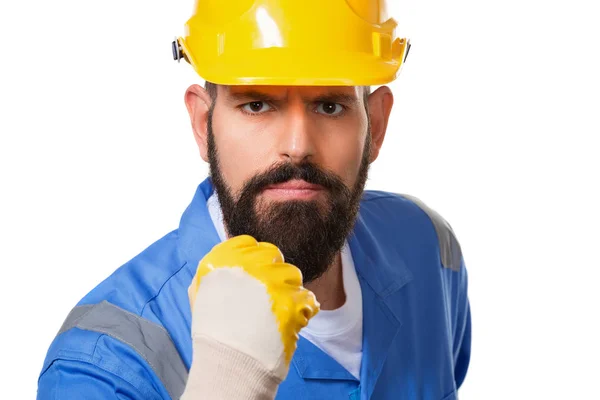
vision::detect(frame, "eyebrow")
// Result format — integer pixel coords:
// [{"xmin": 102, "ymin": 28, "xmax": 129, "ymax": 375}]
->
[
  {"xmin": 312, "ymin": 93, "xmax": 360, "ymax": 106},
  {"xmin": 226, "ymin": 90, "xmax": 361, "ymax": 106},
  {"xmin": 227, "ymin": 90, "xmax": 280, "ymax": 103}
]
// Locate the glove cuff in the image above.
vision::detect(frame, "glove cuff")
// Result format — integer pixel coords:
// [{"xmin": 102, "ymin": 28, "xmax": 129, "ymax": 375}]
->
[{"xmin": 181, "ymin": 334, "xmax": 282, "ymax": 400}]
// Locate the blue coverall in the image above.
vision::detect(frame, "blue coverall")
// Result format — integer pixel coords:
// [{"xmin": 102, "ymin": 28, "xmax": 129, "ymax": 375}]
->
[{"xmin": 38, "ymin": 178, "xmax": 471, "ymax": 399}]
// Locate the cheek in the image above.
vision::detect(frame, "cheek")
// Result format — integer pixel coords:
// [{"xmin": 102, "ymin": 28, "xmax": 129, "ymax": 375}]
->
[
  {"xmin": 318, "ymin": 123, "xmax": 368, "ymax": 187},
  {"xmin": 212, "ymin": 113, "xmax": 274, "ymax": 194}
]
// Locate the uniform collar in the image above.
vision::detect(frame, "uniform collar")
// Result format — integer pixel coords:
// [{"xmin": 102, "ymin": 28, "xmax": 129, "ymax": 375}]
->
[
  {"xmin": 349, "ymin": 210, "xmax": 414, "ymax": 300},
  {"xmin": 350, "ymin": 207, "xmax": 414, "ymax": 398},
  {"xmin": 177, "ymin": 178, "xmax": 221, "ymax": 268}
]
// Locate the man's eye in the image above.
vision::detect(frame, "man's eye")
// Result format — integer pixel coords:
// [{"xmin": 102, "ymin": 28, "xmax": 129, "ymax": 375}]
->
[
  {"xmin": 316, "ymin": 102, "xmax": 344, "ymax": 116},
  {"xmin": 242, "ymin": 101, "xmax": 272, "ymax": 114}
]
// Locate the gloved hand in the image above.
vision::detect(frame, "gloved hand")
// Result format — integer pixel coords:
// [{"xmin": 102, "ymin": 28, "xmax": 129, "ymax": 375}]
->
[{"xmin": 181, "ymin": 235, "xmax": 320, "ymax": 400}]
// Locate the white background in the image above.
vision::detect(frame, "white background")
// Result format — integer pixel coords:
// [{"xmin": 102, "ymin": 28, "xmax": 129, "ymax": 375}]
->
[{"xmin": 1, "ymin": 0, "xmax": 599, "ymax": 398}]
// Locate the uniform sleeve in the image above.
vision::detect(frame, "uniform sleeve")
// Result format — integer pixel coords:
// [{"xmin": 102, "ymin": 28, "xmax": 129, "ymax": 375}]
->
[
  {"xmin": 37, "ymin": 359, "xmax": 162, "ymax": 400},
  {"xmin": 402, "ymin": 193, "xmax": 472, "ymax": 388},
  {"xmin": 448, "ymin": 259, "xmax": 471, "ymax": 389}
]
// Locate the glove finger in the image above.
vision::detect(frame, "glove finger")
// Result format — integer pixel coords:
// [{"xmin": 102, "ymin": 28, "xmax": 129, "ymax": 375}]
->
[
  {"xmin": 267, "ymin": 262, "xmax": 303, "ymax": 287},
  {"xmin": 294, "ymin": 289, "xmax": 320, "ymax": 328},
  {"xmin": 234, "ymin": 246, "xmax": 285, "ymax": 273},
  {"xmin": 257, "ymin": 241, "xmax": 285, "ymax": 263},
  {"xmin": 214, "ymin": 235, "xmax": 258, "ymax": 251}
]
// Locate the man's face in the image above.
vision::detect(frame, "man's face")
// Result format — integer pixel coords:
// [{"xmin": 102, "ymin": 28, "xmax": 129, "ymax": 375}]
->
[{"xmin": 205, "ymin": 85, "xmax": 372, "ymax": 283}]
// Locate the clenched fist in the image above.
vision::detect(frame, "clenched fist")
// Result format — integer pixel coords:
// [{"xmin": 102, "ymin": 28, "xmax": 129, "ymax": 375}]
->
[{"xmin": 181, "ymin": 235, "xmax": 320, "ymax": 400}]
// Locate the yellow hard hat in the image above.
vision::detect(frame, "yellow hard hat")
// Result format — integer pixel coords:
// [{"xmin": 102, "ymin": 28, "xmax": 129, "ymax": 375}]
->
[{"xmin": 173, "ymin": 0, "xmax": 410, "ymax": 86}]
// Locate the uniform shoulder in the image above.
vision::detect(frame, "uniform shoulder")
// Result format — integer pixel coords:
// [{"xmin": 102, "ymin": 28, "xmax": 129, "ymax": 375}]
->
[
  {"xmin": 39, "ymin": 230, "xmax": 190, "ymax": 399},
  {"xmin": 361, "ymin": 190, "xmax": 463, "ymax": 272},
  {"xmin": 362, "ymin": 190, "xmax": 424, "ymax": 213},
  {"xmin": 78, "ymin": 229, "xmax": 185, "ymax": 316}
]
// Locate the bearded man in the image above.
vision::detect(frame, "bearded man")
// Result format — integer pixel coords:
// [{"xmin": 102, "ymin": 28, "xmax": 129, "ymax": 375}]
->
[{"xmin": 37, "ymin": 1, "xmax": 471, "ymax": 399}]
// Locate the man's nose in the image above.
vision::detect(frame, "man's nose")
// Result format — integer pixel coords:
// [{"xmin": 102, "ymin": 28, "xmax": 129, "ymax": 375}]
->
[{"xmin": 276, "ymin": 103, "xmax": 316, "ymax": 165}]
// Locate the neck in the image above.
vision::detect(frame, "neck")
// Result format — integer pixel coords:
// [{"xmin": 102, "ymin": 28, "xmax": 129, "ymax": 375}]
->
[{"xmin": 304, "ymin": 252, "xmax": 345, "ymax": 310}]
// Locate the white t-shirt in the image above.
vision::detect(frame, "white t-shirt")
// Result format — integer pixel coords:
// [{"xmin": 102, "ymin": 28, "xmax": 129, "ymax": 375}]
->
[{"xmin": 206, "ymin": 193, "xmax": 363, "ymax": 379}]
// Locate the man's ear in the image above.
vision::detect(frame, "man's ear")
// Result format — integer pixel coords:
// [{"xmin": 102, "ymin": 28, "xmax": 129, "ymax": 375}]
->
[
  {"xmin": 184, "ymin": 84, "xmax": 213, "ymax": 162},
  {"xmin": 367, "ymin": 86, "xmax": 394, "ymax": 163}
]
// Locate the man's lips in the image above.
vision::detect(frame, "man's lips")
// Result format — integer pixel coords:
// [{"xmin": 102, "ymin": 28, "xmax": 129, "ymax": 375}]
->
[
  {"xmin": 263, "ymin": 180, "xmax": 325, "ymax": 199},
  {"xmin": 265, "ymin": 180, "xmax": 324, "ymax": 191}
]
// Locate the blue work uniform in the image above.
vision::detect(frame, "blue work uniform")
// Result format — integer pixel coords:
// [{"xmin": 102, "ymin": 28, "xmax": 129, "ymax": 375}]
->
[{"xmin": 37, "ymin": 178, "xmax": 471, "ymax": 400}]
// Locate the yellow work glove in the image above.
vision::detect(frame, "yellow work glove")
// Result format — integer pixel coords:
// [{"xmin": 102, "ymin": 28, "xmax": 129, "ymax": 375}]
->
[{"xmin": 181, "ymin": 235, "xmax": 320, "ymax": 400}]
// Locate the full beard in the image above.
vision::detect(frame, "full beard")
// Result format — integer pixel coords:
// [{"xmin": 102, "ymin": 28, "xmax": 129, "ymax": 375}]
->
[{"xmin": 207, "ymin": 113, "xmax": 371, "ymax": 284}]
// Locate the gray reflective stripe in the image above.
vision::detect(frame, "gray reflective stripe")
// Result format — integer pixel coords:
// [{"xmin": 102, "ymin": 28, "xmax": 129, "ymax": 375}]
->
[
  {"xmin": 58, "ymin": 301, "xmax": 188, "ymax": 399},
  {"xmin": 402, "ymin": 195, "xmax": 463, "ymax": 272}
]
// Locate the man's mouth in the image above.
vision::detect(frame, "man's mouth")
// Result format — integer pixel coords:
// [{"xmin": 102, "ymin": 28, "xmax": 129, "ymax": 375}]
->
[{"xmin": 262, "ymin": 179, "xmax": 325, "ymax": 200}]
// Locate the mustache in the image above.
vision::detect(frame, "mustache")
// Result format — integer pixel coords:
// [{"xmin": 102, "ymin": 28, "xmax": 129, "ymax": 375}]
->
[{"xmin": 240, "ymin": 162, "xmax": 349, "ymax": 197}]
